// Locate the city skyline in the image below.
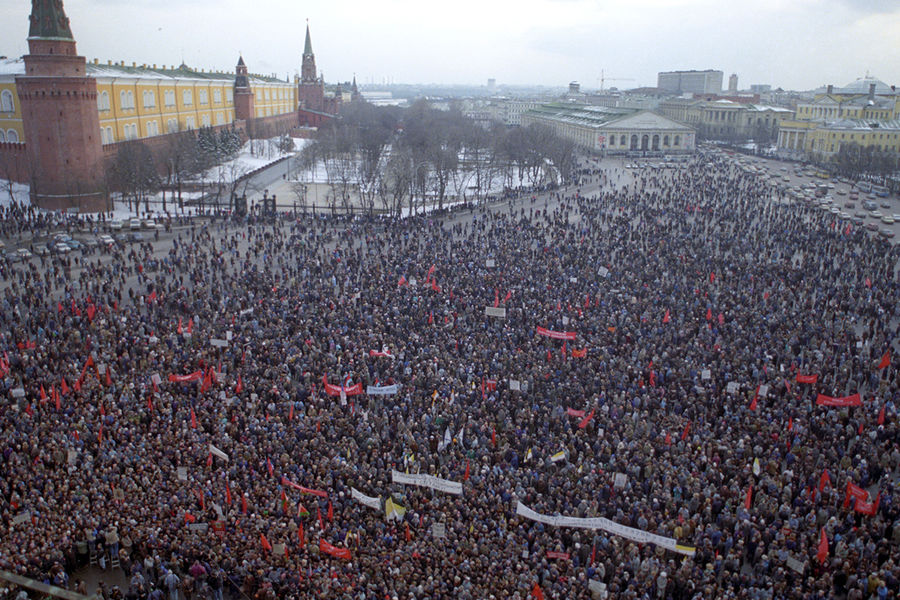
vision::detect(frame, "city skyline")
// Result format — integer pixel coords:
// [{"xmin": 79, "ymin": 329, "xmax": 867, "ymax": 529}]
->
[{"xmin": 0, "ymin": 0, "xmax": 897, "ymax": 91}]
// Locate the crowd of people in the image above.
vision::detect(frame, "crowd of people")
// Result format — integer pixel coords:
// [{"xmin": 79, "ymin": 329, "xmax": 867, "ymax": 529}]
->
[{"xmin": 0, "ymin": 152, "xmax": 898, "ymax": 600}]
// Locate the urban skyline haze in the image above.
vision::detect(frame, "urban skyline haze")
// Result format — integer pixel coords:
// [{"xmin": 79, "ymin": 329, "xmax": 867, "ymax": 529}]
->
[{"xmin": 1, "ymin": 0, "xmax": 898, "ymax": 91}]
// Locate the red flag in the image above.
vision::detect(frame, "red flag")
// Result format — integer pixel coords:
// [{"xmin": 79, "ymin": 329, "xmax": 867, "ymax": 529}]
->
[
  {"xmin": 878, "ymin": 404, "xmax": 886, "ymax": 425},
  {"xmin": 494, "ymin": 289, "xmax": 499, "ymax": 308},
  {"xmin": 225, "ymin": 481, "xmax": 232, "ymax": 505},
  {"xmin": 190, "ymin": 408, "xmax": 197, "ymax": 429},
  {"xmin": 504, "ymin": 290, "xmax": 512, "ymax": 303},
  {"xmin": 577, "ymin": 409, "xmax": 595, "ymax": 429},
  {"xmin": 706, "ymin": 308, "xmax": 712, "ymax": 321},
  {"xmin": 796, "ymin": 374, "xmax": 818, "ymax": 384},
  {"xmin": 184, "ymin": 513, "xmax": 196, "ymax": 523},
  {"xmin": 744, "ymin": 485, "xmax": 752, "ymax": 510},
  {"xmin": 60, "ymin": 377, "xmax": 69, "ymax": 396},
  {"xmin": 710, "ymin": 272, "xmax": 715, "ymax": 283},
  {"xmin": 662, "ymin": 310, "xmax": 670, "ymax": 324},
  {"xmin": 235, "ymin": 375, "xmax": 243, "ymax": 394},
  {"xmin": 206, "ymin": 453, "xmax": 213, "ymax": 468},
  {"xmin": 428, "ymin": 311, "xmax": 433, "ymax": 325},
  {"xmin": 590, "ymin": 542, "xmax": 596, "ymax": 565},
  {"xmin": 788, "ymin": 417, "xmax": 793, "ymax": 432},
  {"xmin": 865, "ymin": 277, "xmax": 872, "ymax": 288},
  {"xmin": 464, "ymin": 459, "xmax": 470, "ymax": 481},
  {"xmin": 665, "ymin": 432, "xmax": 672, "ymax": 445},
  {"xmin": 405, "ymin": 522, "xmax": 411, "ymax": 542},
  {"xmin": 241, "ymin": 494, "xmax": 248, "ymax": 514},
  {"xmin": 398, "ymin": 275, "xmax": 408, "ymax": 287},
  {"xmin": 491, "ymin": 426, "xmax": 496, "ymax": 446},
  {"xmin": 267, "ymin": 457, "xmax": 274, "ymax": 477},
  {"xmin": 57, "ymin": 301, "xmax": 63, "ymax": 314},
  {"xmin": 39, "ymin": 385, "xmax": 47, "ymax": 402},
  {"xmin": 877, "ymin": 351, "xmax": 890, "ymax": 370},
  {"xmin": 177, "ymin": 317, "xmax": 183, "ymax": 335},
  {"xmin": 427, "ymin": 263, "xmax": 436, "ymax": 277},
  {"xmin": 681, "ymin": 421, "xmax": 691, "ymax": 441},
  {"xmin": 260, "ymin": 534, "xmax": 272, "ymax": 552},
  {"xmin": 147, "ymin": 290, "xmax": 157, "ymax": 304},
  {"xmin": 105, "ymin": 368, "xmax": 112, "ymax": 387},
  {"xmin": 147, "ymin": 396, "xmax": 153, "ymax": 413},
  {"xmin": 317, "ymin": 506, "xmax": 325, "ymax": 531},
  {"xmin": 298, "ymin": 523, "xmax": 305, "ymax": 548},
  {"xmin": 532, "ymin": 582, "xmax": 545, "ymax": 600},
  {"xmin": 318, "ymin": 539, "xmax": 351, "ymax": 560},
  {"xmin": 327, "ymin": 500, "xmax": 333, "ymax": 522},
  {"xmin": 288, "ymin": 402, "xmax": 294, "ymax": 421},
  {"xmin": 818, "ymin": 469, "xmax": 831, "ymax": 492},
  {"xmin": 54, "ymin": 387, "xmax": 60, "ymax": 411},
  {"xmin": 187, "ymin": 318, "xmax": 193, "ymax": 333},
  {"xmin": 816, "ymin": 528, "xmax": 828, "ymax": 565},
  {"xmin": 749, "ymin": 385, "xmax": 759, "ymax": 411}
]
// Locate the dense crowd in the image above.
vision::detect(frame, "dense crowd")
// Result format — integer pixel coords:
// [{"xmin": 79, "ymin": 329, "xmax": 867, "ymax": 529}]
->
[{"xmin": 0, "ymin": 153, "xmax": 898, "ymax": 600}]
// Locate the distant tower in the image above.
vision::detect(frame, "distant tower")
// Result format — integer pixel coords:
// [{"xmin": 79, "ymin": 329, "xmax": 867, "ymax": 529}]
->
[
  {"xmin": 728, "ymin": 73, "xmax": 738, "ymax": 93},
  {"xmin": 298, "ymin": 23, "xmax": 325, "ymax": 112},
  {"xmin": 17, "ymin": 0, "xmax": 106, "ymax": 211},
  {"xmin": 234, "ymin": 55, "xmax": 255, "ymax": 121},
  {"xmin": 351, "ymin": 74, "xmax": 361, "ymax": 102}
]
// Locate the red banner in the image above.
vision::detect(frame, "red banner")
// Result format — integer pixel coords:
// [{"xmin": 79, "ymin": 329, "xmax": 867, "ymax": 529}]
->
[
  {"xmin": 321, "ymin": 376, "xmax": 363, "ymax": 397},
  {"xmin": 843, "ymin": 481, "xmax": 868, "ymax": 509},
  {"xmin": 319, "ymin": 539, "xmax": 351, "ymax": 560},
  {"xmin": 168, "ymin": 371, "xmax": 204, "ymax": 383},
  {"xmin": 369, "ymin": 350, "xmax": 394, "ymax": 359},
  {"xmin": 796, "ymin": 374, "xmax": 818, "ymax": 384},
  {"xmin": 536, "ymin": 327, "xmax": 576, "ymax": 341},
  {"xmin": 854, "ymin": 492, "xmax": 880, "ymax": 516},
  {"xmin": 281, "ymin": 477, "xmax": 329, "ymax": 498},
  {"xmin": 546, "ymin": 551, "xmax": 570, "ymax": 560},
  {"xmin": 816, "ymin": 393, "xmax": 862, "ymax": 407},
  {"xmin": 565, "ymin": 408, "xmax": 585, "ymax": 418}
]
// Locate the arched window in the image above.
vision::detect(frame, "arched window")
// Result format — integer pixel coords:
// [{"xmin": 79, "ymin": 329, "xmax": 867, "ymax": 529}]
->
[
  {"xmin": 98, "ymin": 91, "xmax": 110, "ymax": 111},
  {"xmin": 143, "ymin": 90, "xmax": 155, "ymax": 108},
  {"xmin": 0, "ymin": 90, "xmax": 14, "ymax": 113},
  {"xmin": 199, "ymin": 89, "xmax": 208, "ymax": 105},
  {"xmin": 663, "ymin": 135, "xmax": 669, "ymax": 146},
  {"xmin": 183, "ymin": 89, "xmax": 192, "ymax": 106},
  {"xmin": 7, "ymin": 130, "xmax": 19, "ymax": 142},
  {"xmin": 213, "ymin": 89, "xmax": 222, "ymax": 103},
  {"xmin": 674, "ymin": 135, "xmax": 681, "ymax": 146},
  {"xmin": 0, "ymin": 130, "xmax": 6, "ymax": 142}
]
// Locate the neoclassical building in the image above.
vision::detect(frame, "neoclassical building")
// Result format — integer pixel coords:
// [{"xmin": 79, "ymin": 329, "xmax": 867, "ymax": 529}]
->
[{"xmin": 521, "ymin": 103, "xmax": 695, "ymax": 155}]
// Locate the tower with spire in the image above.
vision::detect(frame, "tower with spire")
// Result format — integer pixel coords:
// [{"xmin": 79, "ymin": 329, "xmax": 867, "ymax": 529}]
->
[
  {"xmin": 233, "ymin": 55, "xmax": 255, "ymax": 122},
  {"xmin": 16, "ymin": 0, "xmax": 106, "ymax": 210},
  {"xmin": 298, "ymin": 23, "xmax": 325, "ymax": 113}
]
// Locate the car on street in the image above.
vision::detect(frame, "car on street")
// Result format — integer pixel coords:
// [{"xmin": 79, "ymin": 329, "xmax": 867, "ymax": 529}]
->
[
  {"xmin": 870, "ymin": 211, "xmax": 883, "ymax": 219},
  {"xmin": 865, "ymin": 222, "xmax": 879, "ymax": 231},
  {"xmin": 893, "ymin": 214, "xmax": 900, "ymax": 221},
  {"xmin": 881, "ymin": 202, "xmax": 892, "ymax": 209},
  {"xmin": 66, "ymin": 239, "xmax": 83, "ymax": 250},
  {"xmin": 863, "ymin": 201, "xmax": 877, "ymax": 210},
  {"xmin": 33, "ymin": 244, "xmax": 49, "ymax": 256},
  {"xmin": 880, "ymin": 228, "xmax": 895, "ymax": 238},
  {"xmin": 98, "ymin": 234, "xmax": 115, "ymax": 247},
  {"xmin": 109, "ymin": 220, "xmax": 124, "ymax": 230},
  {"xmin": 882, "ymin": 215, "xmax": 895, "ymax": 224},
  {"xmin": 114, "ymin": 233, "xmax": 130, "ymax": 245},
  {"xmin": 4, "ymin": 251, "xmax": 22, "ymax": 263},
  {"xmin": 50, "ymin": 242, "xmax": 71, "ymax": 254},
  {"xmin": 129, "ymin": 218, "xmax": 142, "ymax": 230},
  {"xmin": 81, "ymin": 238, "xmax": 98, "ymax": 249},
  {"xmin": 129, "ymin": 232, "xmax": 145, "ymax": 242},
  {"xmin": 16, "ymin": 248, "xmax": 32, "ymax": 260},
  {"xmin": 844, "ymin": 201, "xmax": 855, "ymax": 209}
]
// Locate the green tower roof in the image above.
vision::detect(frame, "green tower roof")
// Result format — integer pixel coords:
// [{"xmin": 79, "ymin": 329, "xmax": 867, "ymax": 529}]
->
[
  {"xmin": 304, "ymin": 24, "xmax": 314, "ymax": 56},
  {"xmin": 28, "ymin": 0, "xmax": 75, "ymax": 40}
]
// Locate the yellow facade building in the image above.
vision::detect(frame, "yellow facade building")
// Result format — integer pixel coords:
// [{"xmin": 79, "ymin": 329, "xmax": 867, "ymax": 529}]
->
[{"xmin": 0, "ymin": 57, "xmax": 296, "ymax": 146}]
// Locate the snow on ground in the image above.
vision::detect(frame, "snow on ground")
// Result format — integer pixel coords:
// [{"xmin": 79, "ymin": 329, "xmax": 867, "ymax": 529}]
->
[
  {"xmin": 198, "ymin": 137, "xmax": 309, "ymax": 184},
  {"xmin": 0, "ymin": 181, "xmax": 33, "ymax": 209}
]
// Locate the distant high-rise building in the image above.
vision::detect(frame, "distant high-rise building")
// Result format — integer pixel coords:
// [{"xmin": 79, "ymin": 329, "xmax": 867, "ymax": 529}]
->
[
  {"xmin": 749, "ymin": 84, "xmax": 772, "ymax": 94},
  {"xmin": 487, "ymin": 78, "xmax": 496, "ymax": 92},
  {"xmin": 728, "ymin": 74, "xmax": 738, "ymax": 93},
  {"xmin": 657, "ymin": 70, "xmax": 723, "ymax": 95}
]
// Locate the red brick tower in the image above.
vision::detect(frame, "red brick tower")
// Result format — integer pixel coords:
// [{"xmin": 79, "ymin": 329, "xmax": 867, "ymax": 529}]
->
[
  {"xmin": 16, "ymin": 0, "xmax": 106, "ymax": 211},
  {"xmin": 233, "ymin": 55, "xmax": 255, "ymax": 122},
  {"xmin": 298, "ymin": 24, "xmax": 325, "ymax": 112}
]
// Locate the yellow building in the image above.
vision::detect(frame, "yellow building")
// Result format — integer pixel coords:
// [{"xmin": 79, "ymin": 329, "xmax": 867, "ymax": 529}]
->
[
  {"xmin": 776, "ymin": 76, "xmax": 900, "ymax": 157},
  {"xmin": 0, "ymin": 56, "xmax": 296, "ymax": 146}
]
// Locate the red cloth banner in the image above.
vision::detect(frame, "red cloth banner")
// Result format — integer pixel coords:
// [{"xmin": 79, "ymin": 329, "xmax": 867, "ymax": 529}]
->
[
  {"xmin": 571, "ymin": 348, "xmax": 587, "ymax": 358},
  {"xmin": 546, "ymin": 551, "xmax": 570, "ymax": 560},
  {"xmin": 877, "ymin": 351, "xmax": 891, "ymax": 369},
  {"xmin": 319, "ymin": 539, "xmax": 351, "ymax": 560},
  {"xmin": 168, "ymin": 371, "xmax": 204, "ymax": 383},
  {"xmin": 578, "ymin": 409, "xmax": 595, "ymax": 429},
  {"xmin": 536, "ymin": 327, "xmax": 576, "ymax": 341},
  {"xmin": 321, "ymin": 376, "xmax": 363, "ymax": 397},
  {"xmin": 281, "ymin": 477, "xmax": 329, "ymax": 498},
  {"xmin": 369, "ymin": 350, "xmax": 395, "ymax": 359},
  {"xmin": 796, "ymin": 374, "xmax": 818, "ymax": 384},
  {"xmin": 816, "ymin": 393, "xmax": 862, "ymax": 407},
  {"xmin": 854, "ymin": 492, "xmax": 880, "ymax": 516},
  {"xmin": 843, "ymin": 482, "xmax": 868, "ymax": 509},
  {"xmin": 565, "ymin": 408, "xmax": 585, "ymax": 418}
]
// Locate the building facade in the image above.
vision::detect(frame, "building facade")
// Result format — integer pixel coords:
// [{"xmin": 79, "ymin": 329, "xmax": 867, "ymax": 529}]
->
[
  {"xmin": 776, "ymin": 78, "xmax": 900, "ymax": 158},
  {"xmin": 657, "ymin": 98, "xmax": 791, "ymax": 144},
  {"xmin": 657, "ymin": 70, "xmax": 723, "ymax": 95},
  {"xmin": 521, "ymin": 103, "xmax": 695, "ymax": 154}
]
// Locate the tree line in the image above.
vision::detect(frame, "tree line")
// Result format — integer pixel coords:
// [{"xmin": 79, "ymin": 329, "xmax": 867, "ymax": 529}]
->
[{"xmin": 293, "ymin": 99, "xmax": 577, "ymax": 217}]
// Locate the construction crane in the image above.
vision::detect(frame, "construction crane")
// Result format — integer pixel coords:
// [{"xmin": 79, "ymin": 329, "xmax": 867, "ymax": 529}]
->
[{"xmin": 598, "ymin": 69, "xmax": 634, "ymax": 92}]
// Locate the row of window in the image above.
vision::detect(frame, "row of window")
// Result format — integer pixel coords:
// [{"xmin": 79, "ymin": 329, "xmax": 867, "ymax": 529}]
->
[
  {"xmin": 98, "ymin": 113, "xmax": 226, "ymax": 144},
  {"xmin": 98, "ymin": 88, "xmax": 232, "ymax": 112},
  {"xmin": 256, "ymin": 88, "xmax": 292, "ymax": 101},
  {"xmin": 0, "ymin": 129, "xmax": 20, "ymax": 142},
  {"xmin": 607, "ymin": 133, "xmax": 682, "ymax": 148}
]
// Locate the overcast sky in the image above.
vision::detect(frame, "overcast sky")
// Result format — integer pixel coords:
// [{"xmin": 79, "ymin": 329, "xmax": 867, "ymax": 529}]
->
[{"xmin": 1, "ymin": 0, "xmax": 898, "ymax": 91}]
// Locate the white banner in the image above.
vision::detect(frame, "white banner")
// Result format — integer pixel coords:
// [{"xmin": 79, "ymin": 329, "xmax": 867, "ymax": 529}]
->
[
  {"xmin": 367, "ymin": 384, "xmax": 401, "ymax": 396},
  {"xmin": 515, "ymin": 501, "xmax": 695, "ymax": 556},
  {"xmin": 391, "ymin": 470, "xmax": 463, "ymax": 495},
  {"xmin": 485, "ymin": 306, "xmax": 507, "ymax": 318},
  {"xmin": 351, "ymin": 487, "xmax": 382, "ymax": 510},
  {"xmin": 209, "ymin": 444, "xmax": 229, "ymax": 461},
  {"xmin": 210, "ymin": 339, "xmax": 228, "ymax": 348}
]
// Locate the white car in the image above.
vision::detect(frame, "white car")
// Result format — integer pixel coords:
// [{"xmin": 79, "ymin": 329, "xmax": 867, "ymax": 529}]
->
[
  {"xmin": 882, "ymin": 215, "xmax": 895, "ymax": 224},
  {"xmin": 870, "ymin": 211, "xmax": 883, "ymax": 219},
  {"xmin": 129, "ymin": 218, "xmax": 142, "ymax": 230},
  {"xmin": 109, "ymin": 220, "xmax": 124, "ymax": 230}
]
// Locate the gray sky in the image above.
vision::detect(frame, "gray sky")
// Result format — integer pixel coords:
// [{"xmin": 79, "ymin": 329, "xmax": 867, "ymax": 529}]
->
[{"xmin": 2, "ymin": 0, "xmax": 898, "ymax": 90}]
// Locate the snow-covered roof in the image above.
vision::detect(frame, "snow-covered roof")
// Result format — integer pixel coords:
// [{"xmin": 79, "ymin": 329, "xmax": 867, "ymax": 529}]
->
[{"xmin": 0, "ymin": 58, "xmax": 25, "ymax": 77}]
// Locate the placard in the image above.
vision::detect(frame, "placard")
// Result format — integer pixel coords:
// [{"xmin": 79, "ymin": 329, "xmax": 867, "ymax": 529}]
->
[
  {"xmin": 68, "ymin": 450, "xmax": 78, "ymax": 464},
  {"xmin": 509, "ymin": 380, "xmax": 521, "ymax": 391},
  {"xmin": 151, "ymin": 373, "xmax": 162, "ymax": 386},
  {"xmin": 12, "ymin": 511, "xmax": 31, "ymax": 525},
  {"xmin": 562, "ymin": 316, "xmax": 570, "ymax": 326},
  {"xmin": 569, "ymin": 277, "xmax": 578, "ymax": 283},
  {"xmin": 11, "ymin": 388, "xmax": 25, "ymax": 398},
  {"xmin": 758, "ymin": 384, "xmax": 769, "ymax": 398},
  {"xmin": 598, "ymin": 266, "xmax": 609, "ymax": 278},
  {"xmin": 785, "ymin": 555, "xmax": 806, "ymax": 574},
  {"xmin": 614, "ymin": 473, "xmax": 628, "ymax": 489},
  {"xmin": 484, "ymin": 306, "xmax": 506, "ymax": 318},
  {"xmin": 701, "ymin": 369, "xmax": 711, "ymax": 380},
  {"xmin": 239, "ymin": 308, "xmax": 253, "ymax": 316},
  {"xmin": 226, "ymin": 331, "xmax": 233, "ymax": 341},
  {"xmin": 187, "ymin": 523, "xmax": 208, "ymax": 533},
  {"xmin": 486, "ymin": 259, "xmax": 495, "ymax": 268},
  {"xmin": 97, "ymin": 364, "xmax": 107, "ymax": 375},
  {"xmin": 272, "ymin": 543, "xmax": 286, "ymax": 556},
  {"xmin": 726, "ymin": 382, "xmax": 739, "ymax": 394},
  {"xmin": 177, "ymin": 467, "xmax": 188, "ymax": 481},
  {"xmin": 432, "ymin": 523, "xmax": 446, "ymax": 539},
  {"xmin": 409, "ymin": 278, "xmax": 417, "ymax": 287},
  {"xmin": 210, "ymin": 339, "xmax": 228, "ymax": 348}
]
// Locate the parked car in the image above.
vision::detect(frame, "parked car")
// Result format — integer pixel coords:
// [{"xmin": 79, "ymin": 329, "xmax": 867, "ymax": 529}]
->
[
  {"xmin": 870, "ymin": 211, "xmax": 883, "ymax": 219},
  {"xmin": 129, "ymin": 232, "xmax": 145, "ymax": 242},
  {"xmin": 865, "ymin": 222, "xmax": 879, "ymax": 231},
  {"xmin": 880, "ymin": 228, "xmax": 895, "ymax": 238},
  {"xmin": 882, "ymin": 215, "xmax": 895, "ymax": 224},
  {"xmin": 129, "ymin": 218, "xmax": 142, "ymax": 230},
  {"xmin": 99, "ymin": 234, "xmax": 115, "ymax": 246},
  {"xmin": 66, "ymin": 239, "xmax": 83, "ymax": 250},
  {"xmin": 5, "ymin": 251, "xmax": 22, "ymax": 263},
  {"xmin": 50, "ymin": 242, "xmax": 71, "ymax": 254},
  {"xmin": 16, "ymin": 248, "xmax": 32, "ymax": 260},
  {"xmin": 880, "ymin": 202, "xmax": 892, "ymax": 209},
  {"xmin": 844, "ymin": 201, "xmax": 855, "ymax": 209},
  {"xmin": 33, "ymin": 244, "xmax": 49, "ymax": 256},
  {"xmin": 109, "ymin": 220, "xmax": 124, "ymax": 231},
  {"xmin": 81, "ymin": 238, "xmax": 98, "ymax": 249}
]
